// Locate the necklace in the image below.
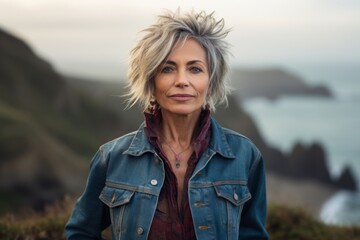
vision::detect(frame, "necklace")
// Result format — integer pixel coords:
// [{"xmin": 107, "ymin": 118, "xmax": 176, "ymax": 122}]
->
[{"xmin": 162, "ymin": 142, "xmax": 192, "ymax": 168}]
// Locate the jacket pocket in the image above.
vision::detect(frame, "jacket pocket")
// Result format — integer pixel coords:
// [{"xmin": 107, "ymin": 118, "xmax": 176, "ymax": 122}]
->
[
  {"xmin": 99, "ymin": 185, "xmax": 135, "ymax": 207},
  {"xmin": 213, "ymin": 184, "xmax": 251, "ymax": 239},
  {"xmin": 214, "ymin": 184, "xmax": 251, "ymax": 206},
  {"xmin": 99, "ymin": 186, "xmax": 135, "ymax": 239}
]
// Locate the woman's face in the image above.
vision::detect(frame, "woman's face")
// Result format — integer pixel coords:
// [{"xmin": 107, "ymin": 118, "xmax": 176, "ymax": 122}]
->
[{"xmin": 154, "ymin": 38, "xmax": 210, "ymax": 116}]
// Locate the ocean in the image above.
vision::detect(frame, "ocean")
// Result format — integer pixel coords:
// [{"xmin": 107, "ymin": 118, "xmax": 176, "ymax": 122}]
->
[{"xmin": 241, "ymin": 62, "xmax": 360, "ymax": 225}]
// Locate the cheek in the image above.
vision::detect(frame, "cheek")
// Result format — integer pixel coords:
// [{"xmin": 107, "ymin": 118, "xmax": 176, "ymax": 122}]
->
[
  {"xmin": 154, "ymin": 80, "xmax": 170, "ymax": 100},
  {"xmin": 154, "ymin": 84, "xmax": 168, "ymax": 96},
  {"xmin": 154, "ymin": 77, "xmax": 165, "ymax": 93},
  {"xmin": 198, "ymin": 80, "xmax": 210, "ymax": 95}
]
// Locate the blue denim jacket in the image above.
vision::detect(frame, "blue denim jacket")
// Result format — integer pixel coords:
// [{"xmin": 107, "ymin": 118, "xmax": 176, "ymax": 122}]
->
[{"xmin": 65, "ymin": 117, "xmax": 269, "ymax": 240}]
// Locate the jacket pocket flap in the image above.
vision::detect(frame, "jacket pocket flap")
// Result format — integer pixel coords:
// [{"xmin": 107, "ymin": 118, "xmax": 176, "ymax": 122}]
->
[
  {"xmin": 214, "ymin": 184, "xmax": 251, "ymax": 206},
  {"xmin": 99, "ymin": 186, "xmax": 135, "ymax": 208}
]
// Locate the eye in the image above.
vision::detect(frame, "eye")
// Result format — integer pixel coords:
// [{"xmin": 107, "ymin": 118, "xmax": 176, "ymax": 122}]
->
[
  {"xmin": 161, "ymin": 66, "xmax": 174, "ymax": 73},
  {"xmin": 190, "ymin": 67, "xmax": 203, "ymax": 73}
]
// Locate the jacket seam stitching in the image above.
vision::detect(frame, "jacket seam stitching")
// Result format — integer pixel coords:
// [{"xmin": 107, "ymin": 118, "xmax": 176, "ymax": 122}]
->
[{"xmin": 105, "ymin": 181, "xmax": 159, "ymax": 196}]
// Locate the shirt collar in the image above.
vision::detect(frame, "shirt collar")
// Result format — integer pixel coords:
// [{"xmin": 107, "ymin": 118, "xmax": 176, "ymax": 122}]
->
[
  {"xmin": 124, "ymin": 110, "xmax": 235, "ymax": 159},
  {"xmin": 143, "ymin": 108, "xmax": 211, "ymax": 159}
]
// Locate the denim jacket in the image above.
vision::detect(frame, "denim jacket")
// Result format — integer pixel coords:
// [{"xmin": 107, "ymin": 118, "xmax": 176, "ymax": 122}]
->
[{"xmin": 65, "ymin": 117, "xmax": 269, "ymax": 240}]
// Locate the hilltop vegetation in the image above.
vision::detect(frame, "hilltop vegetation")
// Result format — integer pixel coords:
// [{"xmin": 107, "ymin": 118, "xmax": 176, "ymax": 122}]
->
[{"xmin": 1, "ymin": 199, "xmax": 359, "ymax": 240}]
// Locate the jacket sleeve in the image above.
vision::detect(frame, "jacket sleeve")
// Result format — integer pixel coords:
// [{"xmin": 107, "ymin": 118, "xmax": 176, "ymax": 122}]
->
[
  {"xmin": 239, "ymin": 153, "xmax": 269, "ymax": 240},
  {"xmin": 65, "ymin": 148, "xmax": 111, "ymax": 240}
]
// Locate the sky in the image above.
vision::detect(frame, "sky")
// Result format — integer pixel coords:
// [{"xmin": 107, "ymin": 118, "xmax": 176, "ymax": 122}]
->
[{"xmin": 0, "ymin": 0, "xmax": 359, "ymax": 80}]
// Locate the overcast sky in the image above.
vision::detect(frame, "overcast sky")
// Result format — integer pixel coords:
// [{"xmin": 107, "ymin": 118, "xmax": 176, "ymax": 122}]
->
[{"xmin": 0, "ymin": 0, "xmax": 359, "ymax": 79}]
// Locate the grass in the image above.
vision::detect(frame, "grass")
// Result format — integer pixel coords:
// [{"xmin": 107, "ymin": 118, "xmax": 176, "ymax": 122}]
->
[
  {"xmin": 0, "ymin": 196, "xmax": 72, "ymax": 240},
  {"xmin": 267, "ymin": 204, "xmax": 360, "ymax": 240},
  {"xmin": 1, "ymin": 198, "xmax": 359, "ymax": 240}
]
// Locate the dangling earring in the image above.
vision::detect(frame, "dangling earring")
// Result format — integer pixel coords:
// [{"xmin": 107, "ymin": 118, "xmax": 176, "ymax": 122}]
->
[
  {"xmin": 204, "ymin": 93, "xmax": 211, "ymax": 110},
  {"xmin": 149, "ymin": 95, "xmax": 158, "ymax": 114},
  {"xmin": 205, "ymin": 103, "xmax": 210, "ymax": 110}
]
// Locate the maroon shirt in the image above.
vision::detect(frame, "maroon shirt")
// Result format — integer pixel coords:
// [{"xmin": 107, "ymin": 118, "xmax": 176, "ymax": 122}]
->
[{"xmin": 144, "ymin": 108, "xmax": 211, "ymax": 240}]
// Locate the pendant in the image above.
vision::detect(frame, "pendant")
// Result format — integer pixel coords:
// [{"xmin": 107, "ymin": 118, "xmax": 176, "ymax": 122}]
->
[{"xmin": 175, "ymin": 154, "xmax": 181, "ymax": 168}]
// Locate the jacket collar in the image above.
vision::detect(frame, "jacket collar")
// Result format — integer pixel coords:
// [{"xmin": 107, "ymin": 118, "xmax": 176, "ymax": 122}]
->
[
  {"xmin": 124, "ymin": 117, "xmax": 235, "ymax": 159},
  {"xmin": 208, "ymin": 117, "xmax": 236, "ymax": 159}
]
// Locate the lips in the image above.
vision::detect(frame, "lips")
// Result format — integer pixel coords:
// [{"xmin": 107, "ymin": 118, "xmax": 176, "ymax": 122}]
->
[{"xmin": 169, "ymin": 94, "xmax": 195, "ymax": 101}]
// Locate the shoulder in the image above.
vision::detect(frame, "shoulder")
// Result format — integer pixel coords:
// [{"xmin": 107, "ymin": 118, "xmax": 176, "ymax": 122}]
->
[
  {"xmin": 100, "ymin": 130, "xmax": 138, "ymax": 153},
  {"xmin": 211, "ymin": 117, "xmax": 259, "ymax": 152},
  {"xmin": 99, "ymin": 126, "xmax": 145, "ymax": 163},
  {"xmin": 224, "ymin": 127, "xmax": 260, "ymax": 154},
  {"xmin": 221, "ymin": 127, "xmax": 254, "ymax": 143},
  {"xmin": 224, "ymin": 126, "xmax": 258, "ymax": 145}
]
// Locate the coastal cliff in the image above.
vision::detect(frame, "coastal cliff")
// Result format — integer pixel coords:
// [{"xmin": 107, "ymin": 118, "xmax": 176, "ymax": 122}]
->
[{"xmin": 0, "ymin": 27, "xmax": 356, "ymax": 215}]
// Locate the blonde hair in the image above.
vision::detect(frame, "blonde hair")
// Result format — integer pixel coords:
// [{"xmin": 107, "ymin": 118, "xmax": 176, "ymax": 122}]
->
[{"xmin": 126, "ymin": 9, "xmax": 231, "ymax": 111}]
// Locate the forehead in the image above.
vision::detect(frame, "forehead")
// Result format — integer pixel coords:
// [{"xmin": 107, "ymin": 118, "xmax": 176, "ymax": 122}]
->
[{"xmin": 167, "ymin": 38, "xmax": 207, "ymax": 62}]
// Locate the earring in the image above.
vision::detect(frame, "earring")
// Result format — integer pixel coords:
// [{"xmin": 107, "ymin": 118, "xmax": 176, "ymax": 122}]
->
[{"xmin": 149, "ymin": 95, "xmax": 158, "ymax": 114}]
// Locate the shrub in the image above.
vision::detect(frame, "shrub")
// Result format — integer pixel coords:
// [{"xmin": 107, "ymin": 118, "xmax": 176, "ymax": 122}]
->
[{"xmin": 268, "ymin": 204, "xmax": 360, "ymax": 240}]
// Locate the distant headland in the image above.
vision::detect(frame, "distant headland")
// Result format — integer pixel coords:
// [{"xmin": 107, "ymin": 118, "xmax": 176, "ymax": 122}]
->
[{"xmin": 230, "ymin": 67, "xmax": 332, "ymax": 101}]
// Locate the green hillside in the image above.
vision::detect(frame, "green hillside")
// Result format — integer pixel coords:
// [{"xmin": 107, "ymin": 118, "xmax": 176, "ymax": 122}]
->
[{"xmin": 0, "ymin": 28, "xmax": 136, "ymax": 213}]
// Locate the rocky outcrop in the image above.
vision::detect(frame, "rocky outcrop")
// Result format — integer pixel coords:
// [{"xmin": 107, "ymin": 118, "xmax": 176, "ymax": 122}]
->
[
  {"xmin": 336, "ymin": 167, "xmax": 358, "ymax": 190},
  {"xmin": 265, "ymin": 142, "xmax": 357, "ymax": 191}
]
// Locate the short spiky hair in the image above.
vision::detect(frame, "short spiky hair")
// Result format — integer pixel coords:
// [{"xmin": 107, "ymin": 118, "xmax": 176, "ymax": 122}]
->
[{"xmin": 126, "ymin": 9, "xmax": 231, "ymax": 111}]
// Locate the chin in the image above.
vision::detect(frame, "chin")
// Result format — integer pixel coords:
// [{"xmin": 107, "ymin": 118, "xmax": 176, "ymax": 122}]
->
[{"xmin": 162, "ymin": 106, "xmax": 202, "ymax": 116}]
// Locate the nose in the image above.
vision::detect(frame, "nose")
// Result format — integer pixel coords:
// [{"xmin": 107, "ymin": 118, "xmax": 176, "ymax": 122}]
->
[{"xmin": 174, "ymin": 69, "xmax": 189, "ymax": 87}]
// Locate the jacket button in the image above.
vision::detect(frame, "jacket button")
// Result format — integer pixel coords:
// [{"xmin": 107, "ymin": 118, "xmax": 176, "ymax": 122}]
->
[
  {"xmin": 234, "ymin": 192, "xmax": 239, "ymax": 201},
  {"xmin": 154, "ymin": 157, "xmax": 160, "ymax": 164},
  {"xmin": 137, "ymin": 227, "xmax": 144, "ymax": 235},
  {"xmin": 150, "ymin": 179, "xmax": 158, "ymax": 186}
]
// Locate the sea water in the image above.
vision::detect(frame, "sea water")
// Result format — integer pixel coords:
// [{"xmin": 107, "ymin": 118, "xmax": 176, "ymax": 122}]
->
[
  {"xmin": 243, "ymin": 96, "xmax": 360, "ymax": 182},
  {"xmin": 241, "ymin": 62, "xmax": 360, "ymax": 225}
]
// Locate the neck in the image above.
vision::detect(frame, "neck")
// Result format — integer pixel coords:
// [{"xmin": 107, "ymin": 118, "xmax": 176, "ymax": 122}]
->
[{"xmin": 159, "ymin": 109, "xmax": 201, "ymax": 147}]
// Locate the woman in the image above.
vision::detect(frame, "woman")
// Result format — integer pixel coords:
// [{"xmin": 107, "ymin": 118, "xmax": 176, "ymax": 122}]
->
[{"xmin": 66, "ymin": 9, "xmax": 268, "ymax": 240}]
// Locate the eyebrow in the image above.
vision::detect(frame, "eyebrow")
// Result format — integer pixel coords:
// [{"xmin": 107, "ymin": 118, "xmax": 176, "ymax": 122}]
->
[{"xmin": 164, "ymin": 60, "xmax": 206, "ymax": 66}]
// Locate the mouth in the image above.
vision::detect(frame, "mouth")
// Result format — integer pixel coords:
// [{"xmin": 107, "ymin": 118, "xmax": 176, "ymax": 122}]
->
[{"xmin": 169, "ymin": 94, "xmax": 195, "ymax": 101}]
